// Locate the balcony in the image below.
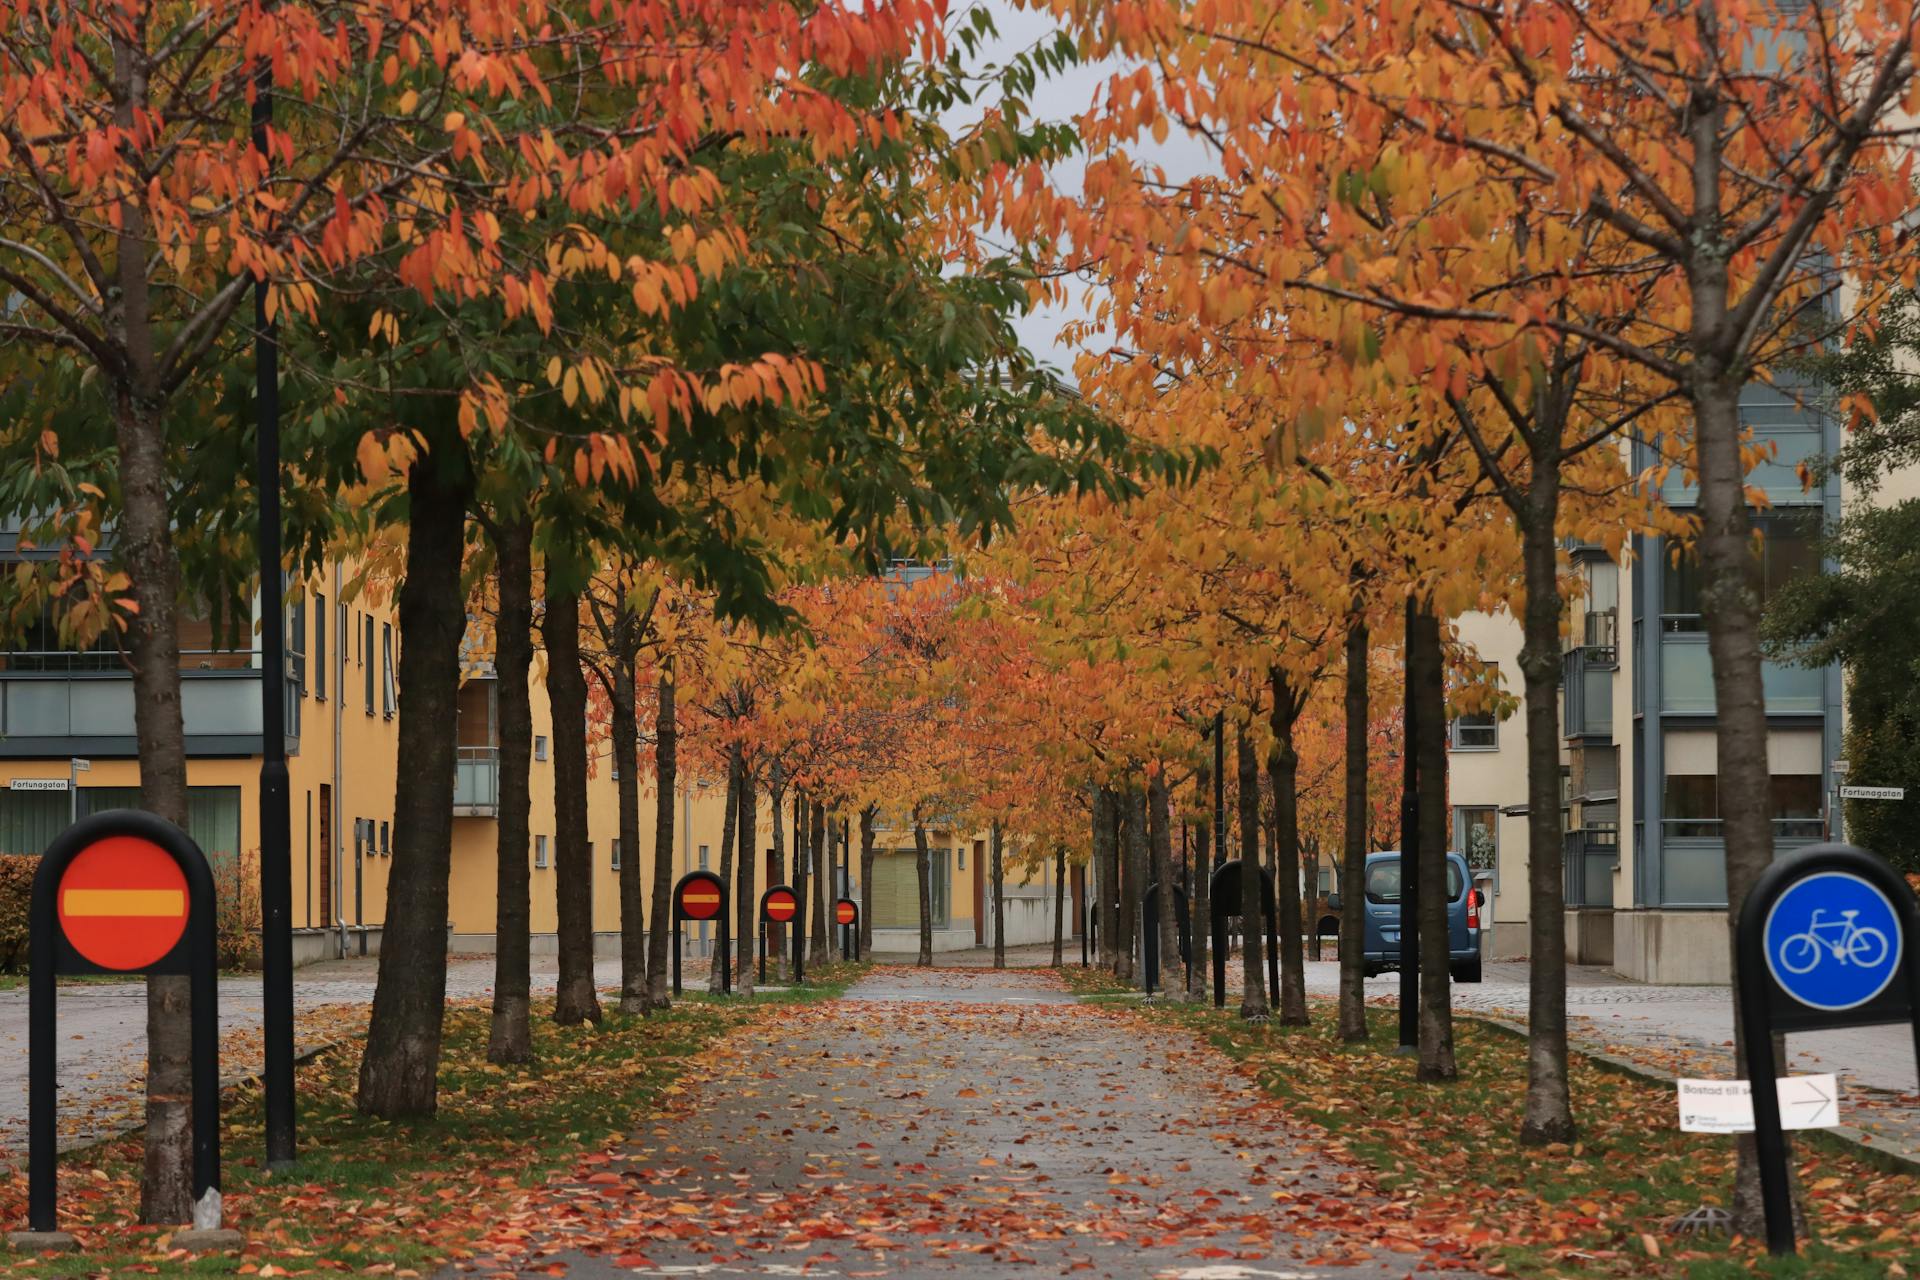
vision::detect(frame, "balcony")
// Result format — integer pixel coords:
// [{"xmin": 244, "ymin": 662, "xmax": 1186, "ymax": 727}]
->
[
  {"xmin": 1657, "ymin": 819, "xmax": 1827, "ymax": 907},
  {"xmin": 453, "ymin": 746, "xmax": 500, "ymax": 816},
  {"xmin": 1562, "ymin": 643, "xmax": 1617, "ymax": 741},
  {"xmin": 452, "ymin": 678, "xmax": 498, "ymax": 817},
  {"xmin": 1657, "ymin": 630, "xmax": 1824, "ymax": 714},
  {"xmin": 0, "ymin": 652, "xmax": 297, "ymax": 757},
  {"xmin": 1563, "ymin": 827, "xmax": 1619, "ymax": 908}
]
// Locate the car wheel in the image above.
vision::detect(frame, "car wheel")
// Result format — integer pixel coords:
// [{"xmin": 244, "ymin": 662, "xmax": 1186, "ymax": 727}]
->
[{"xmin": 1451, "ymin": 957, "xmax": 1483, "ymax": 984}]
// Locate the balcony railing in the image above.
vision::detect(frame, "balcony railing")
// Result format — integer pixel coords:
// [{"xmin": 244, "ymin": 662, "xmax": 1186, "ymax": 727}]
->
[
  {"xmin": 1562, "ymin": 644, "xmax": 1617, "ymax": 741},
  {"xmin": 1563, "ymin": 827, "xmax": 1619, "ymax": 907},
  {"xmin": 1657, "ymin": 631, "xmax": 1824, "ymax": 714},
  {"xmin": 454, "ymin": 746, "xmax": 500, "ymax": 816},
  {"xmin": 0, "ymin": 653, "xmax": 297, "ymax": 756}
]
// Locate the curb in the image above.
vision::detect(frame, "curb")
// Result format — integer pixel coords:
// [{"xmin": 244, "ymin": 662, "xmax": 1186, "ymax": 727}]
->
[{"xmin": 1462, "ymin": 1012, "xmax": 1920, "ymax": 1177}]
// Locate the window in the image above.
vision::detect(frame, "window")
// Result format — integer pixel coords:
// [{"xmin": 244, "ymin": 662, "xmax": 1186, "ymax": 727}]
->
[
  {"xmin": 534, "ymin": 735, "xmax": 548, "ymax": 762},
  {"xmin": 363, "ymin": 616, "xmax": 375, "ymax": 712},
  {"xmin": 1663, "ymin": 774, "xmax": 1720, "ymax": 837},
  {"xmin": 611, "ymin": 838, "xmax": 621, "ymax": 870},
  {"xmin": 698, "ymin": 843, "xmax": 709, "ymax": 870},
  {"xmin": 380, "ymin": 821, "xmax": 390, "ymax": 855},
  {"xmin": 1364, "ymin": 856, "xmax": 1464, "ymax": 903},
  {"xmin": 535, "ymin": 835, "xmax": 549, "ymax": 869},
  {"xmin": 1451, "ymin": 712, "xmax": 1498, "ymax": 751},
  {"xmin": 1662, "ymin": 513, "xmax": 1820, "ymax": 631},
  {"xmin": 870, "ymin": 849, "xmax": 951, "ymax": 928},
  {"xmin": 957, "ymin": 846, "xmax": 966, "ymax": 870},
  {"xmin": 289, "ymin": 593, "xmax": 307, "ymax": 696},
  {"xmin": 314, "ymin": 594, "xmax": 327, "ymax": 701},
  {"xmin": 381, "ymin": 623, "xmax": 396, "ymax": 718},
  {"xmin": 1454, "ymin": 807, "xmax": 1498, "ymax": 872}
]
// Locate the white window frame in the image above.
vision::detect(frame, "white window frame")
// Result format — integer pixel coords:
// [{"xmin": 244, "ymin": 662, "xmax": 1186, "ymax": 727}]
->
[{"xmin": 535, "ymin": 835, "xmax": 548, "ymax": 869}]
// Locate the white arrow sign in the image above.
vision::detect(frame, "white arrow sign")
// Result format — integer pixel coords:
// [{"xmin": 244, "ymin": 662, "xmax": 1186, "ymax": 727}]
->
[
  {"xmin": 1840, "ymin": 785, "xmax": 1905, "ymax": 801},
  {"xmin": 1677, "ymin": 1074, "xmax": 1840, "ymax": 1133}
]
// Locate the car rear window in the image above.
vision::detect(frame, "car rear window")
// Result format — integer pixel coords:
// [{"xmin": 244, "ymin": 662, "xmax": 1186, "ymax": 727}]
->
[{"xmin": 1366, "ymin": 858, "xmax": 1464, "ymax": 903}]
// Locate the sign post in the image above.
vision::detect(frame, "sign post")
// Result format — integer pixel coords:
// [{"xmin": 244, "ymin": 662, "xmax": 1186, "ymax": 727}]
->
[
  {"xmin": 1140, "ymin": 882, "xmax": 1190, "ymax": 997},
  {"xmin": 1208, "ymin": 860, "xmax": 1279, "ymax": 1009},
  {"xmin": 1736, "ymin": 842, "xmax": 1920, "ymax": 1255},
  {"xmin": 672, "ymin": 870, "xmax": 729, "ymax": 997},
  {"xmin": 759, "ymin": 885, "xmax": 798, "ymax": 984},
  {"xmin": 18, "ymin": 811, "xmax": 223, "ymax": 1249},
  {"xmin": 835, "ymin": 897, "xmax": 860, "ymax": 961}
]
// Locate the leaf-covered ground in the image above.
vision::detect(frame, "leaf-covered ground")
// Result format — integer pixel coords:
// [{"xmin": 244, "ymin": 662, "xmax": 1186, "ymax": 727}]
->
[
  {"xmin": 1148, "ymin": 996, "xmax": 1920, "ymax": 1279},
  {"xmin": 0, "ymin": 969, "xmax": 859, "ymax": 1277}
]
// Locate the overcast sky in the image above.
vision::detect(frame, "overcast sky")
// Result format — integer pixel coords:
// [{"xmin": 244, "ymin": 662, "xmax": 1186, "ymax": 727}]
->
[{"xmin": 938, "ymin": 2, "xmax": 1217, "ymax": 382}]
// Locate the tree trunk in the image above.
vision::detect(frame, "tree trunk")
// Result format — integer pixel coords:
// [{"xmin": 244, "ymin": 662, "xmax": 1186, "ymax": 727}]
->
[
  {"xmin": 1339, "ymin": 620, "xmax": 1371, "ymax": 1044},
  {"xmin": 1237, "ymin": 720, "xmax": 1269, "ymax": 1020},
  {"xmin": 1188, "ymin": 761, "xmax": 1213, "ymax": 1003},
  {"xmin": 735, "ymin": 761, "xmax": 758, "ymax": 995},
  {"xmin": 113, "ymin": 389, "xmax": 195, "ymax": 1221},
  {"xmin": 791, "ymin": 790, "xmax": 809, "ymax": 979},
  {"xmin": 1148, "ymin": 771, "xmax": 1182, "ymax": 998},
  {"xmin": 991, "ymin": 822, "xmax": 1007, "ymax": 968},
  {"xmin": 487, "ymin": 517, "xmax": 535, "ymax": 1060},
  {"xmin": 708, "ymin": 750, "xmax": 741, "ymax": 994},
  {"xmin": 1305, "ymin": 840, "xmax": 1322, "ymax": 962},
  {"xmin": 1398, "ymin": 596, "xmax": 1422, "ymax": 1050},
  {"xmin": 810, "ymin": 799, "xmax": 830, "ymax": 966},
  {"xmin": 613, "ymin": 632, "xmax": 646, "ymax": 1016},
  {"xmin": 644, "ymin": 667, "xmax": 677, "ymax": 1010},
  {"xmin": 768, "ymin": 768, "xmax": 787, "ymax": 958},
  {"xmin": 1093, "ymin": 788, "xmax": 1118, "ymax": 969},
  {"xmin": 1118, "ymin": 787, "xmax": 1145, "ymax": 985},
  {"xmin": 544, "ymin": 588, "xmax": 601, "ymax": 1026},
  {"xmin": 1051, "ymin": 843, "xmax": 1066, "ymax": 967},
  {"xmin": 1269, "ymin": 669, "xmax": 1309, "ymax": 1025},
  {"xmin": 913, "ymin": 819, "xmax": 934, "ymax": 966},
  {"xmin": 357, "ymin": 444, "xmax": 471, "ymax": 1118},
  {"xmin": 859, "ymin": 805, "xmax": 877, "ymax": 954},
  {"xmin": 1518, "ymin": 466, "xmax": 1575, "ymax": 1138},
  {"xmin": 1695, "ymin": 369, "xmax": 1791, "ymax": 1233},
  {"xmin": 1413, "ymin": 602, "xmax": 1456, "ymax": 1080}
]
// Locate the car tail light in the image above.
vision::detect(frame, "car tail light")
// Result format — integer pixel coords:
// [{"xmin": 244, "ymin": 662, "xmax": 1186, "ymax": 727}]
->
[{"xmin": 1466, "ymin": 889, "xmax": 1482, "ymax": 931}]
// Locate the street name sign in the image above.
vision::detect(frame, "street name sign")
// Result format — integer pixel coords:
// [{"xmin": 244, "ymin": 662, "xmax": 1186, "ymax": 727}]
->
[
  {"xmin": 9, "ymin": 779, "xmax": 67, "ymax": 792},
  {"xmin": 1839, "ymin": 785, "xmax": 1905, "ymax": 801},
  {"xmin": 1676, "ymin": 1074, "xmax": 1839, "ymax": 1133},
  {"xmin": 1736, "ymin": 843, "xmax": 1920, "ymax": 1255}
]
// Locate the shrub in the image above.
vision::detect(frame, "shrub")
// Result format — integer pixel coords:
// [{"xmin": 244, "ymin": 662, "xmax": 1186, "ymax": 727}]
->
[
  {"xmin": 213, "ymin": 847, "xmax": 263, "ymax": 971},
  {"xmin": 0, "ymin": 854, "xmax": 33, "ymax": 972}
]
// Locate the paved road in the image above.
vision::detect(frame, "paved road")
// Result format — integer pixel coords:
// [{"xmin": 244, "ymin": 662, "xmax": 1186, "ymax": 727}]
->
[{"xmin": 445, "ymin": 968, "xmax": 1481, "ymax": 1278}]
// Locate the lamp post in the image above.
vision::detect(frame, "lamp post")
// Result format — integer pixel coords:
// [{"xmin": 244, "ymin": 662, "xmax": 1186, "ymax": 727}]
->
[{"xmin": 254, "ymin": 50, "xmax": 296, "ymax": 1170}]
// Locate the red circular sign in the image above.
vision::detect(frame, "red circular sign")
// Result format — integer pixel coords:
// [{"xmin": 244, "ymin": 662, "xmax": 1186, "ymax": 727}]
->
[
  {"xmin": 835, "ymin": 900, "xmax": 856, "ymax": 926},
  {"xmin": 677, "ymin": 876, "xmax": 723, "ymax": 921},
  {"xmin": 763, "ymin": 889, "xmax": 797, "ymax": 922},
  {"xmin": 57, "ymin": 836, "xmax": 190, "ymax": 971}
]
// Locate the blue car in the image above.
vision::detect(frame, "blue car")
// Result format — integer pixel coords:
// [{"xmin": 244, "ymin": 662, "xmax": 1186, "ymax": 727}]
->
[{"xmin": 1346, "ymin": 850, "xmax": 1483, "ymax": 983}]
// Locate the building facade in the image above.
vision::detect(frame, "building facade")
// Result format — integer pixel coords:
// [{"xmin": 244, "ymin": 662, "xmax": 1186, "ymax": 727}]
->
[{"xmin": 1455, "ymin": 380, "xmax": 1846, "ymax": 983}]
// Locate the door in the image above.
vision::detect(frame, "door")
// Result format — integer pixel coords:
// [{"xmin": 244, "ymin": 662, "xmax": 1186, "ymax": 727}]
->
[
  {"xmin": 972, "ymin": 840, "xmax": 986, "ymax": 944},
  {"xmin": 318, "ymin": 784, "xmax": 333, "ymax": 927}
]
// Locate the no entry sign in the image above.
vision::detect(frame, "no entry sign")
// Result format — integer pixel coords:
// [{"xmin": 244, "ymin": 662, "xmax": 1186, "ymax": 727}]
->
[
  {"xmin": 763, "ymin": 887, "xmax": 798, "ymax": 922},
  {"xmin": 835, "ymin": 899, "xmax": 856, "ymax": 926},
  {"xmin": 57, "ymin": 835, "xmax": 191, "ymax": 971},
  {"xmin": 671, "ymin": 871, "xmax": 729, "ymax": 996},
  {"xmin": 834, "ymin": 896, "xmax": 860, "ymax": 962},
  {"xmin": 677, "ymin": 876, "xmax": 723, "ymax": 921},
  {"xmin": 27, "ymin": 811, "xmax": 220, "ymax": 1236}
]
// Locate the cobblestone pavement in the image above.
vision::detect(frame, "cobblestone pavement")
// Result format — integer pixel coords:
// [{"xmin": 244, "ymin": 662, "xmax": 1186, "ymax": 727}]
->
[{"xmin": 442, "ymin": 968, "xmax": 1485, "ymax": 1278}]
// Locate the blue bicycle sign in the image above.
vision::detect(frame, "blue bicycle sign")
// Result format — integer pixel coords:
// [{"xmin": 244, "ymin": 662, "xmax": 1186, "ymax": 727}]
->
[{"xmin": 1763, "ymin": 872, "xmax": 1904, "ymax": 1012}]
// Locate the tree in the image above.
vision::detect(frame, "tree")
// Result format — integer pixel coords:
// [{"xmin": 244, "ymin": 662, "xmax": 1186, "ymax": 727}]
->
[{"xmin": 485, "ymin": 518, "xmax": 536, "ymax": 1062}]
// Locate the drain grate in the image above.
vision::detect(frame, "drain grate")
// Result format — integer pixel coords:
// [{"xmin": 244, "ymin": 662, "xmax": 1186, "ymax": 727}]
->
[{"xmin": 1665, "ymin": 1206, "xmax": 1732, "ymax": 1237}]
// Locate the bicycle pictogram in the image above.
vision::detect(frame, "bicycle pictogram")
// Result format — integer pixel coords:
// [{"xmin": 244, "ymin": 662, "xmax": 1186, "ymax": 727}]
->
[{"xmin": 1776, "ymin": 909, "xmax": 1891, "ymax": 975}]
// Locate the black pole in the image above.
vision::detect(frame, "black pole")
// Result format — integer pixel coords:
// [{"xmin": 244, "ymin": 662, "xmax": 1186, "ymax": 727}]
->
[
  {"xmin": 1142, "ymin": 884, "xmax": 1157, "ymax": 996},
  {"xmin": 718, "ymin": 890, "xmax": 731, "ymax": 996},
  {"xmin": 27, "ymin": 867, "xmax": 55, "ymax": 1232},
  {"xmin": 190, "ymin": 864, "xmax": 220, "ymax": 1202},
  {"xmin": 759, "ymin": 915, "xmax": 767, "ymax": 985},
  {"xmin": 1398, "ymin": 596, "xmax": 1420, "ymax": 1051},
  {"xmin": 672, "ymin": 906, "xmax": 683, "ymax": 997},
  {"xmin": 1264, "ymin": 872, "xmax": 1280, "ymax": 1007},
  {"xmin": 1213, "ymin": 711, "xmax": 1226, "ymax": 871},
  {"xmin": 253, "ymin": 46, "xmax": 295, "ymax": 1170}
]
